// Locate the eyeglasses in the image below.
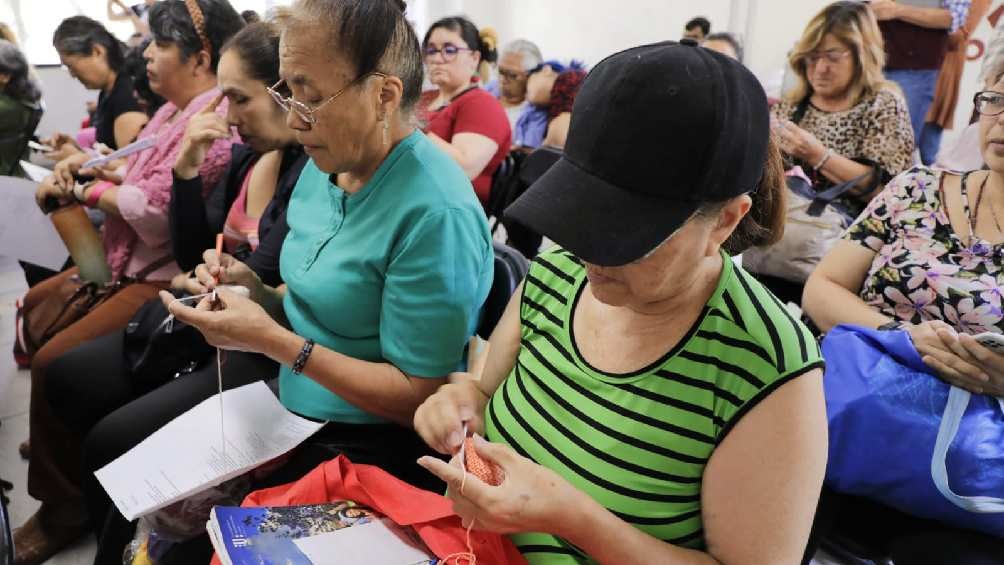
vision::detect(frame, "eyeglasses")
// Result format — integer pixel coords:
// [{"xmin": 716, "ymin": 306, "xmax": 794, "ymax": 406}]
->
[
  {"xmin": 267, "ymin": 72, "xmax": 385, "ymax": 125},
  {"xmin": 424, "ymin": 44, "xmax": 472, "ymax": 62},
  {"xmin": 805, "ymin": 49, "xmax": 852, "ymax": 66},
  {"xmin": 974, "ymin": 90, "xmax": 1004, "ymax": 117},
  {"xmin": 498, "ymin": 68, "xmax": 527, "ymax": 82}
]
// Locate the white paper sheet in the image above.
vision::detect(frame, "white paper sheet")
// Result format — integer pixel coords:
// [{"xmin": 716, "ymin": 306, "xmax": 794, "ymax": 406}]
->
[
  {"xmin": 292, "ymin": 519, "xmax": 436, "ymax": 565},
  {"xmin": 82, "ymin": 135, "xmax": 156, "ymax": 169},
  {"xmin": 95, "ymin": 381, "xmax": 325, "ymax": 521},
  {"xmin": 18, "ymin": 160, "xmax": 52, "ymax": 183},
  {"xmin": 0, "ymin": 175, "xmax": 69, "ymax": 270}
]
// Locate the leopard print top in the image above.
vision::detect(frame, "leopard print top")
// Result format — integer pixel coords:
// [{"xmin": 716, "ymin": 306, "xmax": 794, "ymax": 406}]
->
[{"xmin": 773, "ymin": 88, "xmax": 915, "ymax": 213}]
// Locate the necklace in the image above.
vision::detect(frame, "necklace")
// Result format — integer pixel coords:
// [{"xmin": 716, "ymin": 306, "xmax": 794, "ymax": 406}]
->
[
  {"xmin": 987, "ymin": 172, "xmax": 1004, "ymax": 234},
  {"xmin": 972, "ymin": 173, "xmax": 989, "ymax": 242}
]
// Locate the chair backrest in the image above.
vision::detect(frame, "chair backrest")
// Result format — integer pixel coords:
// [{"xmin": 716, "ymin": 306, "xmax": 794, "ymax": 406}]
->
[
  {"xmin": 477, "ymin": 242, "xmax": 530, "ymax": 339},
  {"xmin": 485, "ymin": 150, "xmax": 526, "ymax": 233}
]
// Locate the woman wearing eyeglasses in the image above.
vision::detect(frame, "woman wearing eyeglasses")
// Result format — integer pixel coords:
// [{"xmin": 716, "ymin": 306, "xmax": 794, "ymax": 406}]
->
[
  {"xmin": 418, "ymin": 16, "xmax": 512, "ymax": 207},
  {"xmin": 772, "ymin": 1, "xmax": 913, "ymax": 210},
  {"xmin": 746, "ymin": 1, "xmax": 915, "ymax": 304},
  {"xmin": 801, "ymin": 77, "xmax": 1004, "ymax": 565},
  {"xmin": 91, "ymin": 1, "xmax": 492, "ymax": 558}
]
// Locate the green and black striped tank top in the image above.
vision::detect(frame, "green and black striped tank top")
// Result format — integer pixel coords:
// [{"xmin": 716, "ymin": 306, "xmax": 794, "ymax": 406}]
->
[{"xmin": 484, "ymin": 247, "xmax": 823, "ymax": 563}]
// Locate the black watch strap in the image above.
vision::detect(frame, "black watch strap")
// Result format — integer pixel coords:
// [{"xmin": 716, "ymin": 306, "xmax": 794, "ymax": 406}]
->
[{"xmin": 877, "ymin": 320, "xmax": 904, "ymax": 331}]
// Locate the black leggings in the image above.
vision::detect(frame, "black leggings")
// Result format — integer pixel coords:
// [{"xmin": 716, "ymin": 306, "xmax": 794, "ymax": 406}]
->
[
  {"xmin": 72, "ymin": 344, "xmax": 442, "ymax": 564},
  {"xmin": 44, "ymin": 333, "xmax": 275, "ymax": 524}
]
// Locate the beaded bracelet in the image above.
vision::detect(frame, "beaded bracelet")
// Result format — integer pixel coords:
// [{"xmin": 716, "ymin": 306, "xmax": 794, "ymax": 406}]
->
[{"xmin": 292, "ymin": 338, "xmax": 315, "ymax": 374}]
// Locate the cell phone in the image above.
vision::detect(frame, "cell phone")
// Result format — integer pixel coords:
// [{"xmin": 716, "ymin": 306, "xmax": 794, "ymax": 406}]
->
[
  {"xmin": 27, "ymin": 140, "xmax": 55, "ymax": 152},
  {"xmin": 973, "ymin": 332, "xmax": 1004, "ymax": 354}
]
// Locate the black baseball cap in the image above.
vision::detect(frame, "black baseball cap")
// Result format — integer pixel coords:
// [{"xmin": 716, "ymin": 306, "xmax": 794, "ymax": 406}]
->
[{"xmin": 505, "ymin": 40, "xmax": 769, "ymax": 266}]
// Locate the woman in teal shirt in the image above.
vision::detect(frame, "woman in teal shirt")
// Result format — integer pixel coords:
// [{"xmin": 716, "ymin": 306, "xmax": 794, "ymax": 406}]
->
[{"xmin": 164, "ymin": 0, "xmax": 492, "ymax": 486}]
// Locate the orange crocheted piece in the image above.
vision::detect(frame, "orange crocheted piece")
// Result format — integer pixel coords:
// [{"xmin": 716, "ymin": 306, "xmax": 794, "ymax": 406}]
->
[{"xmin": 463, "ymin": 437, "xmax": 504, "ymax": 486}]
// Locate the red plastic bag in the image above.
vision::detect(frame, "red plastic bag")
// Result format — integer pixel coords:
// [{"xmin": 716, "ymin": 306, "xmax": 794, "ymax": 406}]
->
[{"xmin": 209, "ymin": 454, "xmax": 527, "ymax": 565}]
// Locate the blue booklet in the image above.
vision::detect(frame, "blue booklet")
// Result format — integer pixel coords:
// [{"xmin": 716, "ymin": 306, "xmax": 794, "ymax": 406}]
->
[{"xmin": 208, "ymin": 500, "xmax": 379, "ymax": 565}]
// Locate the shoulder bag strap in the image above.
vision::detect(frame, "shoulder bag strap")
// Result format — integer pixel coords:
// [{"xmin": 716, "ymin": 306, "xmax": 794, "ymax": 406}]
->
[{"xmin": 131, "ymin": 255, "xmax": 175, "ymax": 282}]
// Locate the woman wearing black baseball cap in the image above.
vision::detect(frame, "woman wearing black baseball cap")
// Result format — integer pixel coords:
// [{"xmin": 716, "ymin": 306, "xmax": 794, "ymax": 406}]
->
[{"xmin": 414, "ymin": 40, "xmax": 827, "ymax": 563}]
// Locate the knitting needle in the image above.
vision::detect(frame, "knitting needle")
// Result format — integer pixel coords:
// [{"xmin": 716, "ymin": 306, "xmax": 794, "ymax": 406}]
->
[
  {"xmin": 212, "ymin": 233, "xmax": 224, "ymax": 303},
  {"xmin": 214, "ymin": 233, "xmax": 225, "ymax": 456}
]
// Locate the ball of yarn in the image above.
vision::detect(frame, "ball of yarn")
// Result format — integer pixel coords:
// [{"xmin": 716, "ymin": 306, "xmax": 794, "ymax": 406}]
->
[{"xmin": 463, "ymin": 437, "xmax": 504, "ymax": 486}]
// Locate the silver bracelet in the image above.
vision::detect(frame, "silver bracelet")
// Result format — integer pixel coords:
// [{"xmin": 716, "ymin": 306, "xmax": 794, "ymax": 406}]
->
[{"xmin": 813, "ymin": 148, "xmax": 833, "ymax": 172}]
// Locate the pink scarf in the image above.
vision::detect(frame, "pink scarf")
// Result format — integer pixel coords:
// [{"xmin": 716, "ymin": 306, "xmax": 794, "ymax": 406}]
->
[{"xmin": 103, "ymin": 88, "xmax": 233, "ymax": 281}]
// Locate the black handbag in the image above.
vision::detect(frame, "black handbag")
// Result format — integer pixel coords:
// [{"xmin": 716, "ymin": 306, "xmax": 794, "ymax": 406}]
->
[{"xmin": 123, "ymin": 290, "xmax": 214, "ymax": 388}]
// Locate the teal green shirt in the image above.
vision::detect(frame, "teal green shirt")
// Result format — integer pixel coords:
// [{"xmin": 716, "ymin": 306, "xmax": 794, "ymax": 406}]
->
[{"xmin": 279, "ymin": 131, "xmax": 494, "ymax": 423}]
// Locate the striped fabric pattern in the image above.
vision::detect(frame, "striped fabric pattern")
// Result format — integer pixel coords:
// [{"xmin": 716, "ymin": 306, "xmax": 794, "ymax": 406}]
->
[{"xmin": 484, "ymin": 248, "xmax": 823, "ymax": 563}]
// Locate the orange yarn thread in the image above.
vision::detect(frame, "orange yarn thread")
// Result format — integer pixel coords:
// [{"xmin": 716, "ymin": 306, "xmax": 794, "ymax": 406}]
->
[
  {"xmin": 441, "ymin": 434, "xmax": 505, "ymax": 564},
  {"xmin": 463, "ymin": 437, "xmax": 504, "ymax": 486}
]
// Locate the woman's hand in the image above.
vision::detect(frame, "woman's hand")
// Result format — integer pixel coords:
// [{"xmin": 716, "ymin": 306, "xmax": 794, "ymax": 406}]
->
[
  {"xmin": 189, "ymin": 249, "xmax": 266, "ymax": 303},
  {"xmin": 925, "ymin": 326, "xmax": 1004, "ymax": 397},
  {"xmin": 160, "ymin": 288, "xmax": 279, "ymax": 353},
  {"xmin": 76, "ymin": 162, "xmax": 124, "ymax": 185},
  {"xmin": 52, "ymin": 152, "xmax": 94, "ymax": 190},
  {"xmin": 774, "ymin": 120, "xmax": 827, "ymax": 165},
  {"xmin": 869, "ymin": 0, "xmax": 900, "ymax": 21},
  {"xmin": 414, "ymin": 381, "xmax": 490, "ymax": 455},
  {"xmin": 417, "ymin": 435, "xmax": 583, "ymax": 534},
  {"xmin": 910, "ymin": 321, "xmax": 996, "ymax": 394},
  {"xmin": 42, "ymin": 133, "xmax": 82, "ymax": 161},
  {"xmin": 34, "ymin": 175, "xmax": 73, "ymax": 211},
  {"xmin": 174, "ymin": 94, "xmax": 228, "ymax": 180}
]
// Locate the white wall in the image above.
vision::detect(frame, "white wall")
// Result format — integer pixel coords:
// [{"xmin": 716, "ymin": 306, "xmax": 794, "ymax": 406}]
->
[
  {"xmin": 34, "ymin": 66, "xmax": 95, "ymax": 139},
  {"xmin": 412, "ymin": 0, "xmax": 833, "ymax": 96}
]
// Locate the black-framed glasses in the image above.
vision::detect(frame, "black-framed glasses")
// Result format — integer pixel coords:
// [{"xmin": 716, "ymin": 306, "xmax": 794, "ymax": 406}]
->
[
  {"xmin": 498, "ymin": 68, "xmax": 528, "ymax": 81},
  {"xmin": 424, "ymin": 43, "xmax": 472, "ymax": 62},
  {"xmin": 267, "ymin": 72, "xmax": 386, "ymax": 125},
  {"xmin": 974, "ymin": 90, "xmax": 1004, "ymax": 117},
  {"xmin": 805, "ymin": 49, "xmax": 851, "ymax": 66}
]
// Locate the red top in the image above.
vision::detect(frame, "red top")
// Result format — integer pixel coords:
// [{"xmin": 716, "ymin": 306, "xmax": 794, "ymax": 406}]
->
[{"xmin": 419, "ymin": 87, "xmax": 512, "ymax": 205}]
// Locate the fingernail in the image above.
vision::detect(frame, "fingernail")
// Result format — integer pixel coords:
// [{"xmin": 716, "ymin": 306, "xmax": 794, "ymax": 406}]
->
[
  {"xmin": 416, "ymin": 456, "xmax": 431, "ymax": 467},
  {"xmin": 473, "ymin": 433, "xmax": 489, "ymax": 448}
]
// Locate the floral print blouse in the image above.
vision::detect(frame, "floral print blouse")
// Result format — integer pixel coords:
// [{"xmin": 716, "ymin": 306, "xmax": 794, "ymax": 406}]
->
[{"xmin": 845, "ymin": 167, "xmax": 1004, "ymax": 334}]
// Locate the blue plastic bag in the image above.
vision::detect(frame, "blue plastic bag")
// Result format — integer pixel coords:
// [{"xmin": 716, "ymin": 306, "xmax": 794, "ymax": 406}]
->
[{"xmin": 822, "ymin": 324, "xmax": 1004, "ymax": 538}]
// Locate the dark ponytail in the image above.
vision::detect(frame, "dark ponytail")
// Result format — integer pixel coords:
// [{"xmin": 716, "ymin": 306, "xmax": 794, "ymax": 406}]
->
[
  {"xmin": 714, "ymin": 134, "xmax": 787, "ymax": 255},
  {"xmin": 221, "ymin": 21, "xmax": 280, "ymax": 86},
  {"xmin": 284, "ymin": 0, "xmax": 423, "ymax": 113},
  {"xmin": 52, "ymin": 16, "xmax": 126, "ymax": 72}
]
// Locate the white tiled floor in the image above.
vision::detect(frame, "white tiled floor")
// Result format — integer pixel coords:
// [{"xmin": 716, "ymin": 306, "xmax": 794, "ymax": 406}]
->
[
  {"xmin": 0, "ymin": 255, "xmax": 96, "ymax": 564},
  {"xmin": 0, "ymin": 255, "xmax": 849, "ymax": 565}
]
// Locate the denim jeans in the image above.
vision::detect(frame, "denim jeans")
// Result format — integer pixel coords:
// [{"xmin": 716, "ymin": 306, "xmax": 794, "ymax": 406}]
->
[
  {"xmin": 886, "ymin": 68, "xmax": 939, "ymax": 161},
  {"xmin": 919, "ymin": 122, "xmax": 944, "ymax": 166}
]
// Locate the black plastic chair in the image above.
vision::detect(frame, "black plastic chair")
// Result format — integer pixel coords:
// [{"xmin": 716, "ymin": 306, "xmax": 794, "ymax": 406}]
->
[{"xmin": 477, "ymin": 242, "xmax": 529, "ymax": 339}]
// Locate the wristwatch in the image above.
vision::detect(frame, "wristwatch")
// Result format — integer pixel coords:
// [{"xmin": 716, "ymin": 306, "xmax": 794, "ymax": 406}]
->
[{"xmin": 877, "ymin": 320, "xmax": 904, "ymax": 331}]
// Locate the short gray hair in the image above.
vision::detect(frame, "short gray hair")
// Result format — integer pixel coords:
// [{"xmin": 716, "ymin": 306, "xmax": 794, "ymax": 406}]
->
[{"xmin": 501, "ymin": 39, "xmax": 542, "ymax": 71}]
